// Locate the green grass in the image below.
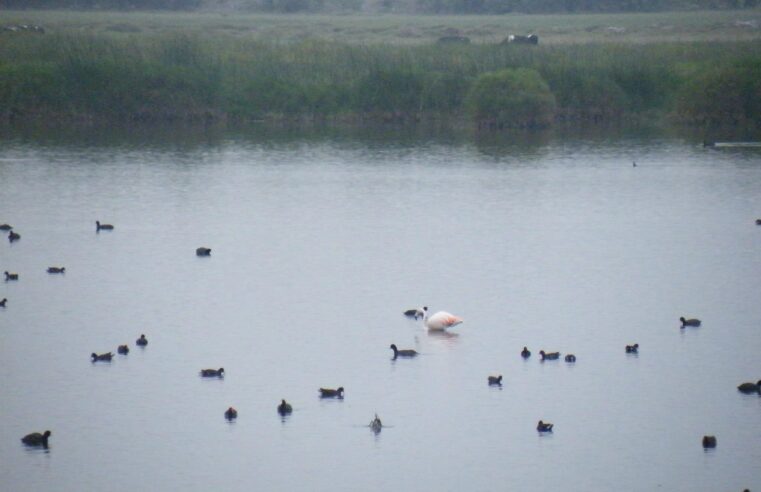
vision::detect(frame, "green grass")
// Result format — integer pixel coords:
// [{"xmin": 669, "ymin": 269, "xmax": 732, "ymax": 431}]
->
[
  {"xmin": 2, "ymin": 9, "xmax": 761, "ymax": 45},
  {"xmin": 1, "ymin": 10, "xmax": 760, "ymax": 126}
]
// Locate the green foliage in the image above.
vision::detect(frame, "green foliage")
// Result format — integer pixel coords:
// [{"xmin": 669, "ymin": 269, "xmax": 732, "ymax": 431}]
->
[
  {"xmin": 675, "ymin": 60, "xmax": 761, "ymax": 125},
  {"xmin": 466, "ymin": 68, "xmax": 556, "ymax": 127},
  {"xmin": 0, "ymin": 30, "xmax": 759, "ymax": 126}
]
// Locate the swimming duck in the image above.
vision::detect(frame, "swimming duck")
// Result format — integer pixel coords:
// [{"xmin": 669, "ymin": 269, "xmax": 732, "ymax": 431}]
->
[
  {"xmin": 136, "ymin": 334, "xmax": 148, "ymax": 346},
  {"xmin": 4, "ymin": 271, "xmax": 19, "ymax": 281},
  {"xmin": 200, "ymin": 368, "xmax": 224, "ymax": 378},
  {"xmin": 625, "ymin": 344, "xmax": 639, "ymax": 353},
  {"xmin": 319, "ymin": 387, "xmax": 344, "ymax": 398},
  {"xmin": 537, "ymin": 420, "xmax": 554, "ymax": 432},
  {"xmin": 702, "ymin": 435, "xmax": 717, "ymax": 448},
  {"xmin": 680, "ymin": 317, "xmax": 701, "ymax": 328},
  {"xmin": 539, "ymin": 350, "xmax": 560, "ymax": 361},
  {"xmin": 756, "ymin": 219, "xmax": 761, "ymax": 225},
  {"xmin": 0, "ymin": 298, "xmax": 6, "ymax": 307},
  {"xmin": 488, "ymin": 375, "xmax": 503, "ymax": 386},
  {"xmin": 0, "ymin": 224, "xmax": 12, "ymax": 231},
  {"xmin": 370, "ymin": 414, "xmax": 382, "ymax": 433},
  {"xmin": 96, "ymin": 221, "xmax": 114, "ymax": 231},
  {"xmin": 422, "ymin": 306, "xmax": 463, "ymax": 331},
  {"xmin": 117, "ymin": 345, "xmax": 129, "ymax": 355},
  {"xmin": 404, "ymin": 306, "xmax": 426, "ymax": 320},
  {"xmin": 521, "ymin": 346, "xmax": 531, "ymax": 358},
  {"xmin": 196, "ymin": 247, "xmax": 211, "ymax": 257},
  {"xmin": 278, "ymin": 399, "xmax": 293, "ymax": 415},
  {"xmin": 21, "ymin": 430, "xmax": 51, "ymax": 447},
  {"xmin": 564, "ymin": 354, "xmax": 577, "ymax": 363},
  {"xmin": 390, "ymin": 344, "xmax": 418, "ymax": 359},
  {"xmin": 8, "ymin": 231, "xmax": 20, "ymax": 242},
  {"xmin": 91, "ymin": 352, "xmax": 113, "ymax": 362},
  {"xmin": 46, "ymin": 267, "xmax": 65, "ymax": 274},
  {"xmin": 737, "ymin": 380, "xmax": 761, "ymax": 394},
  {"xmin": 224, "ymin": 407, "xmax": 238, "ymax": 420}
]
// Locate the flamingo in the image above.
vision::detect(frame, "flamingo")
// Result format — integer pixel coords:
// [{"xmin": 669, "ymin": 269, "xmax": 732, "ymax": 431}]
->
[{"xmin": 422, "ymin": 306, "xmax": 463, "ymax": 331}]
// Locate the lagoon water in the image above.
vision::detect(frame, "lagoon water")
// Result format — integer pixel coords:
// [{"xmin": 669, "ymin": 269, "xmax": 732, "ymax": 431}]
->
[{"xmin": 1, "ymin": 126, "xmax": 760, "ymax": 491}]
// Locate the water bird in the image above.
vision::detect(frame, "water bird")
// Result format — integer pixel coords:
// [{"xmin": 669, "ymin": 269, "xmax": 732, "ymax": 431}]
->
[
  {"xmin": 521, "ymin": 346, "xmax": 531, "ymax": 358},
  {"xmin": 403, "ymin": 306, "xmax": 426, "ymax": 319},
  {"xmin": 196, "ymin": 247, "xmax": 211, "ymax": 257},
  {"xmin": 702, "ymin": 435, "xmax": 717, "ymax": 448},
  {"xmin": 91, "ymin": 352, "xmax": 113, "ymax": 362},
  {"xmin": 21, "ymin": 430, "xmax": 51, "ymax": 448},
  {"xmin": 278, "ymin": 399, "xmax": 293, "ymax": 415},
  {"xmin": 8, "ymin": 231, "xmax": 20, "ymax": 242},
  {"xmin": 46, "ymin": 267, "xmax": 65, "ymax": 274},
  {"xmin": 117, "ymin": 345, "xmax": 129, "ymax": 355},
  {"xmin": 565, "ymin": 354, "xmax": 577, "ymax": 363},
  {"xmin": 488, "ymin": 375, "xmax": 503, "ymax": 386},
  {"xmin": 756, "ymin": 219, "xmax": 761, "ymax": 225},
  {"xmin": 737, "ymin": 380, "xmax": 761, "ymax": 394},
  {"xmin": 225, "ymin": 407, "xmax": 238, "ymax": 420},
  {"xmin": 96, "ymin": 221, "xmax": 114, "ymax": 231},
  {"xmin": 319, "ymin": 387, "xmax": 344, "ymax": 398},
  {"xmin": 422, "ymin": 306, "xmax": 463, "ymax": 331},
  {"xmin": 537, "ymin": 420, "xmax": 554, "ymax": 432},
  {"xmin": 4, "ymin": 271, "xmax": 18, "ymax": 281},
  {"xmin": 0, "ymin": 298, "xmax": 6, "ymax": 307},
  {"xmin": 539, "ymin": 350, "xmax": 560, "ymax": 361},
  {"xmin": 0, "ymin": 224, "xmax": 12, "ymax": 231},
  {"xmin": 370, "ymin": 414, "xmax": 382, "ymax": 433},
  {"xmin": 625, "ymin": 344, "xmax": 639, "ymax": 353},
  {"xmin": 200, "ymin": 368, "xmax": 224, "ymax": 378},
  {"xmin": 680, "ymin": 317, "xmax": 701, "ymax": 328},
  {"xmin": 136, "ymin": 334, "xmax": 148, "ymax": 346},
  {"xmin": 390, "ymin": 344, "xmax": 418, "ymax": 359}
]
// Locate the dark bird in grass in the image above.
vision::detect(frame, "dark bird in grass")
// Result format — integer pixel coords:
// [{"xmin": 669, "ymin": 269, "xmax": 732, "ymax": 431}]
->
[
  {"xmin": 319, "ymin": 387, "xmax": 344, "ymax": 398},
  {"xmin": 196, "ymin": 247, "xmax": 211, "ymax": 257},
  {"xmin": 8, "ymin": 231, "xmax": 20, "ymax": 242},
  {"xmin": 136, "ymin": 334, "xmax": 148, "ymax": 346},
  {"xmin": 91, "ymin": 352, "xmax": 113, "ymax": 362},
  {"xmin": 96, "ymin": 221, "xmax": 114, "ymax": 231},
  {"xmin": 539, "ymin": 350, "xmax": 560, "ymax": 361},
  {"xmin": 521, "ymin": 346, "xmax": 531, "ymax": 358},
  {"xmin": 680, "ymin": 317, "xmax": 701, "ymax": 328},
  {"xmin": 625, "ymin": 344, "xmax": 639, "ymax": 353},
  {"xmin": 278, "ymin": 399, "xmax": 293, "ymax": 415},
  {"xmin": 488, "ymin": 375, "xmax": 503, "ymax": 386},
  {"xmin": 200, "ymin": 368, "xmax": 224, "ymax": 378},
  {"xmin": 225, "ymin": 407, "xmax": 238, "ymax": 420},
  {"xmin": 702, "ymin": 435, "xmax": 717, "ymax": 448},
  {"xmin": 4, "ymin": 271, "xmax": 18, "ymax": 281},
  {"xmin": 47, "ymin": 267, "xmax": 65, "ymax": 274},
  {"xmin": 537, "ymin": 420, "xmax": 554, "ymax": 432},
  {"xmin": 737, "ymin": 380, "xmax": 761, "ymax": 394},
  {"xmin": 390, "ymin": 344, "xmax": 418, "ymax": 359},
  {"xmin": 21, "ymin": 430, "xmax": 51, "ymax": 448},
  {"xmin": 117, "ymin": 345, "xmax": 129, "ymax": 355}
]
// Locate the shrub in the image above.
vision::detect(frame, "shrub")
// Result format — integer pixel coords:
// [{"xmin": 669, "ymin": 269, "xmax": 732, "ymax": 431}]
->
[{"xmin": 466, "ymin": 68, "xmax": 556, "ymax": 128}]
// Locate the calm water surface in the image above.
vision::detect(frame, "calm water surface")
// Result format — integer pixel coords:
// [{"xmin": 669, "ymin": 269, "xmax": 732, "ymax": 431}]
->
[{"xmin": 1, "ymin": 126, "xmax": 760, "ymax": 491}]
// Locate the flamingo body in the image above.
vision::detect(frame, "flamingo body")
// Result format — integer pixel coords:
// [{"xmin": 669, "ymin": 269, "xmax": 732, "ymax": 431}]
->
[{"xmin": 423, "ymin": 308, "xmax": 463, "ymax": 331}]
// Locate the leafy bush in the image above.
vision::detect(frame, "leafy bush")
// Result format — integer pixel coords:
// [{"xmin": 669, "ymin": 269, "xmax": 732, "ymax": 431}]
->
[{"xmin": 466, "ymin": 68, "xmax": 556, "ymax": 128}]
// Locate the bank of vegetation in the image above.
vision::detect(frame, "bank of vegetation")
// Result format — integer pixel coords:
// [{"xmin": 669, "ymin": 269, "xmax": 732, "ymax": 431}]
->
[{"xmin": 0, "ymin": 31, "xmax": 759, "ymax": 128}]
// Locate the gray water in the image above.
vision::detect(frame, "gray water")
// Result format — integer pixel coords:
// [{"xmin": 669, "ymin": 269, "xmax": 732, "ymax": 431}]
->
[{"xmin": 1, "ymin": 126, "xmax": 760, "ymax": 492}]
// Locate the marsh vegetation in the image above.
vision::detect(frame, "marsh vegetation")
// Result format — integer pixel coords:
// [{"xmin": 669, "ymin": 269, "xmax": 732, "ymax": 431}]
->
[{"xmin": 1, "ymin": 10, "xmax": 760, "ymax": 127}]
